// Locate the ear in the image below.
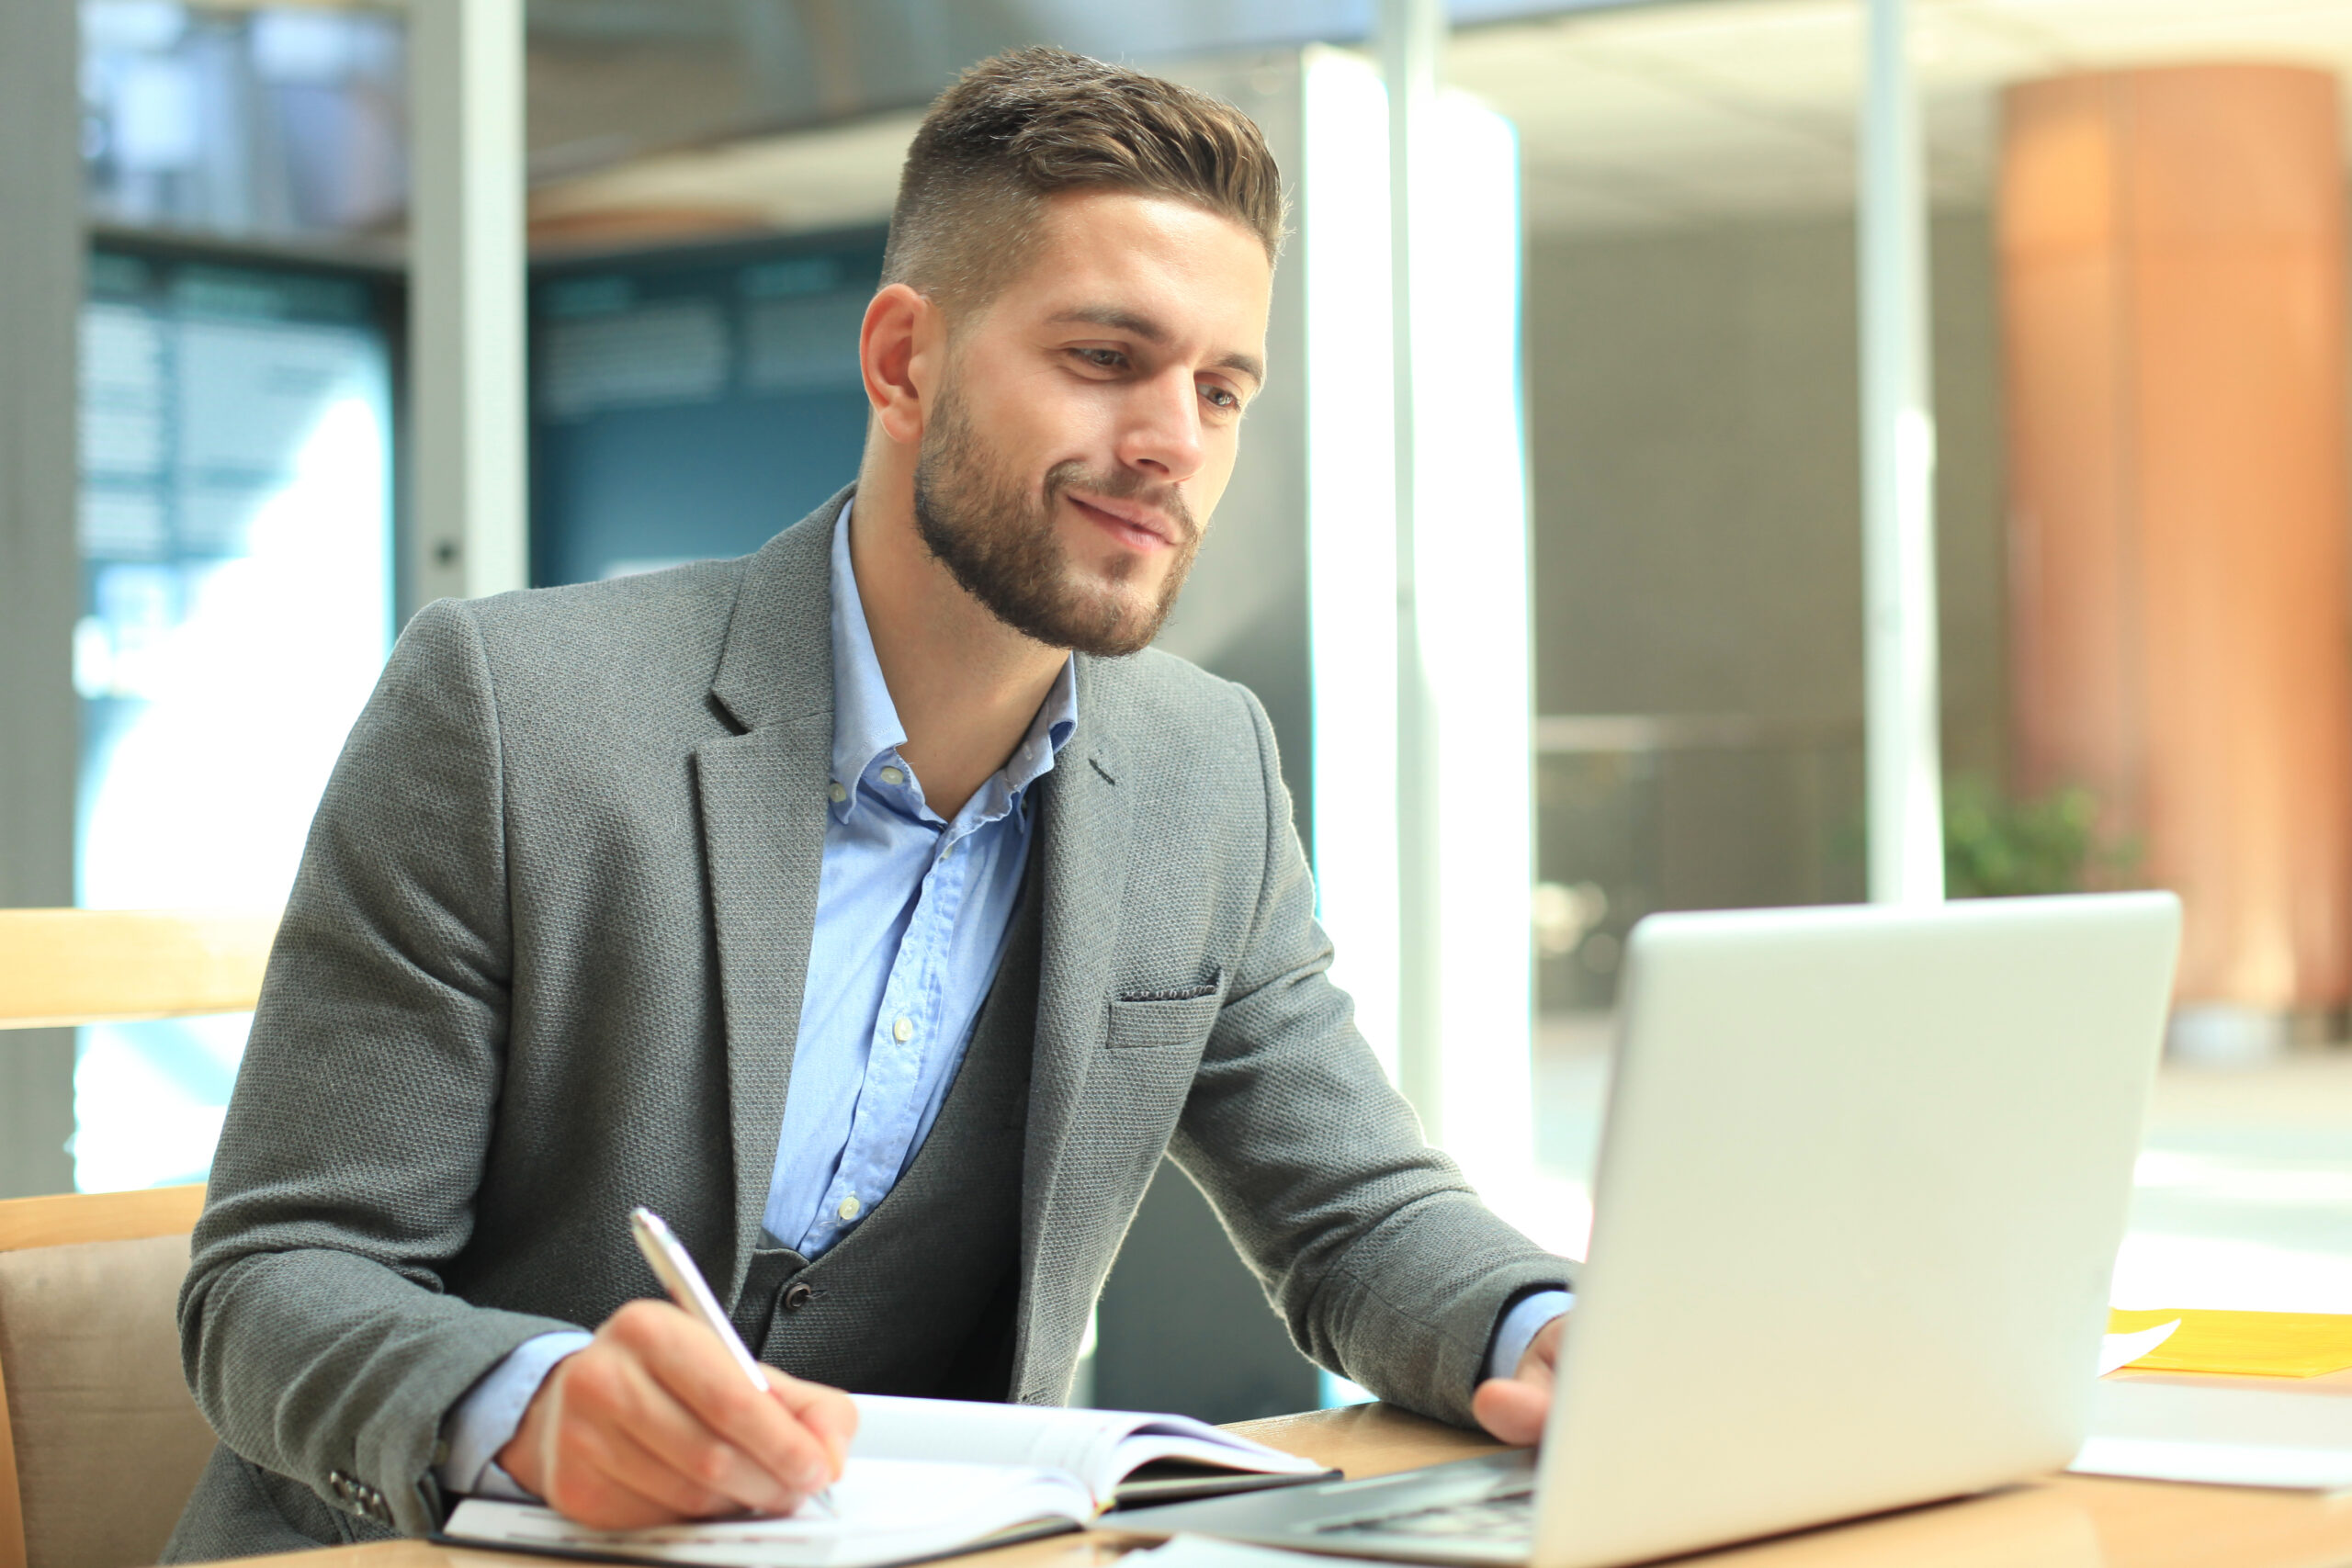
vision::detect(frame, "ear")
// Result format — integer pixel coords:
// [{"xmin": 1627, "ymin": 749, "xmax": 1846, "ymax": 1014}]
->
[{"xmin": 860, "ymin": 283, "xmax": 936, "ymax": 447}]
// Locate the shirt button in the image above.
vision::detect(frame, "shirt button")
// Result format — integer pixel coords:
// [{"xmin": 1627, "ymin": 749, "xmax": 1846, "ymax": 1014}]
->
[
  {"xmin": 828, "ymin": 782, "xmax": 847, "ymax": 804},
  {"xmin": 892, "ymin": 1015, "xmax": 913, "ymax": 1043},
  {"xmin": 879, "ymin": 765, "xmax": 905, "ymax": 786},
  {"xmin": 838, "ymin": 1194, "xmax": 862, "ymax": 1221}
]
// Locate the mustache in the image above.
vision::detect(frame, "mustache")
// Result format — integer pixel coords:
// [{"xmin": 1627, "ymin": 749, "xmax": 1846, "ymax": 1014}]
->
[{"xmin": 1043, "ymin": 461, "xmax": 1198, "ymax": 545}]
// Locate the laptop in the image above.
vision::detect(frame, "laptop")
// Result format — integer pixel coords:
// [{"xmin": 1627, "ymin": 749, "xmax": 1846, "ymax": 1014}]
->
[{"xmin": 1114, "ymin": 892, "xmax": 2181, "ymax": 1568}]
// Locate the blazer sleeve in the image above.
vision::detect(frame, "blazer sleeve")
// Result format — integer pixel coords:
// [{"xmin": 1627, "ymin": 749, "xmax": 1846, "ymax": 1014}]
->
[
  {"xmin": 177, "ymin": 598, "xmax": 581, "ymax": 1537},
  {"xmin": 1163, "ymin": 682, "xmax": 1574, "ymax": 1428}
]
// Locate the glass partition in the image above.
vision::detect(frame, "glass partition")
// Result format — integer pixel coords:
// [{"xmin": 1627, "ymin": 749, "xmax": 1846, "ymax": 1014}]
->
[
  {"xmin": 82, "ymin": 1, "xmax": 406, "ymax": 244},
  {"xmin": 1450, "ymin": 0, "xmax": 1879, "ymax": 1255},
  {"xmin": 74, "ymin": 244, "xmax": 397, "ymax": 1190},
  {"xmin": 1901, "ymin": 0, "xmax": 2352, "ymax": 1323}
]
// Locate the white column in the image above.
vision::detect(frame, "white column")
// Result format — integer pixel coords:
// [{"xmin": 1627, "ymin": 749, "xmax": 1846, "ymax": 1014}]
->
[
  {"xmin": 1381, "ymin": 0, "xmax": 1448, "ymax": 1130},
  {"xmin": 410, "ymin": 0, "xmax": 529, "ymax": 604},
  {"xmin": 1859, "ymin": 0, "xmax": 1945, "ymax": 905},
  {"xmin": 1416, "ymin": 93, "xmax": 1535, "ymax": 1206},
  {"xmin": 1305, "ymin": 47, "xmax": 1401, "ymax": 1083},
  {"xmin": 1372, "ymin": 0, "xmax": 1537, "ymax": 1206},
  {"xmin": 0, "ymin": 0, "xmax": 85, "ymax": 1197}
]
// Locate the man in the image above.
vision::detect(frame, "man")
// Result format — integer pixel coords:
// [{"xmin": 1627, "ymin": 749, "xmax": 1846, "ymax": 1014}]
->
[{"xmin": 167, "ymin": 47, "xmax": 1571, "ymax": 1561}]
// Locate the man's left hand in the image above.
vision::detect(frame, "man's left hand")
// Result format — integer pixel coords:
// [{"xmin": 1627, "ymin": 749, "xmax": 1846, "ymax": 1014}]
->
[{"xmin": 1471, "ymin": 1314, "xmax": 1563, "ymax": 1445}]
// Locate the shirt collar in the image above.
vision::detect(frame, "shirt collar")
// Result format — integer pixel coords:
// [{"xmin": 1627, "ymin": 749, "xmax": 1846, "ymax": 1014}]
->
[
  {"xmin": 828, "ymin": 500, "xmax": 906, "ymax": 798},
  {"xmin": 827, "ymin": 500, "xmax": 1079, "ymax": 822},
  {"xmin": 1006, "ymin": 656, "xmax": 1080, "ymax": 799}
]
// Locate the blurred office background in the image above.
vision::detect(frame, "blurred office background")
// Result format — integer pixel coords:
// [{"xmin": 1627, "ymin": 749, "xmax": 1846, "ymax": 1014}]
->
[{"xmin": 8, "ymin": 0, "xmax": 2352, "ymax": 1419}]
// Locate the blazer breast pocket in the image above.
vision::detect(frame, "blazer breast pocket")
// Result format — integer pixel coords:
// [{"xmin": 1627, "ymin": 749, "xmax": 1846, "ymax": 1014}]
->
[{"xmin": 1104, "ymin": 972, "xmax": 1227, "ymax": 1050}]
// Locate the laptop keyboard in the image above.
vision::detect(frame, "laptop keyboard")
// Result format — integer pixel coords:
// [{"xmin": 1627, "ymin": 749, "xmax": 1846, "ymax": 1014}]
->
[{"xmin": 1311, "ymin": 1483, "xmax": 1537, "ymax": 1543}]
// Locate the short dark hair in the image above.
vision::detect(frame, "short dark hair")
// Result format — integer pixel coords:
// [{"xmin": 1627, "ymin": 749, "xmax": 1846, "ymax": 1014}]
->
[{"xmin": 883, "ymin": 46, "xmax": 1286, "ymax": 311}]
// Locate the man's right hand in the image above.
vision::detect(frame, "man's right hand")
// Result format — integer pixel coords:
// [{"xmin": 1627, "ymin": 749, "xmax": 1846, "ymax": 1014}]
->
[{"xmin": 497, "ymin": 1299, "xmax": 858, "ymax": 1529}]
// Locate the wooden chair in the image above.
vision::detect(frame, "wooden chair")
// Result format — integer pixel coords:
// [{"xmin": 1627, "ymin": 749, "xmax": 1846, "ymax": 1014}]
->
[
  {"xmin": 0, "ymin": 909, "xmax": 277, "ymax": 1032},
  {"xmin": 0, "ymin": 908, "xmax": 277, "ymax": 1568}
]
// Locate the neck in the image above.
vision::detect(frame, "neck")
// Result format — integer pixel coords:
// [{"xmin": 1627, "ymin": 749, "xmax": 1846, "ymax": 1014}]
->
[{"xmin": 848, "ymin": 455, "xmax": 1068, "ymax": 821}]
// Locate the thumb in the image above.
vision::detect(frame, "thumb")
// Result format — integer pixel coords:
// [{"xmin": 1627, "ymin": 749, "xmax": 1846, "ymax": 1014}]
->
[{"xmin": 1472, "ymin": 1376, "xmax": 1550, "ymax": 1447}]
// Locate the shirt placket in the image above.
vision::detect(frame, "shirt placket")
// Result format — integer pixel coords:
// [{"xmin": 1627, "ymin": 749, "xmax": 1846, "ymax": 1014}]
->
[{"xmin": 807, "ymin": 815, "xmax": 975, "ymax": 1250}]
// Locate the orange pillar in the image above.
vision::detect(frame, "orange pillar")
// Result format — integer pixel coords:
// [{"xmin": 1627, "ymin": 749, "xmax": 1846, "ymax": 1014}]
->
[{"xmin": 2000, "ymin": 64, "xmax": 2352, "ymax": 1028}]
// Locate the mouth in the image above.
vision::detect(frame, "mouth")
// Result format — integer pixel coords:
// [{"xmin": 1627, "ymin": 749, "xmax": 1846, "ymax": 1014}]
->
[{"xmin": 1066, "ymin": 490, "xmax": 1179, "ymax": 554}]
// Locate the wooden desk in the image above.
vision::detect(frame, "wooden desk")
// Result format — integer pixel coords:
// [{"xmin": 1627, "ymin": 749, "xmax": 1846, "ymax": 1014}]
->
[{"xmin": 198, "ymin": 1393, "xmax": 2352, "ymax": 1568}]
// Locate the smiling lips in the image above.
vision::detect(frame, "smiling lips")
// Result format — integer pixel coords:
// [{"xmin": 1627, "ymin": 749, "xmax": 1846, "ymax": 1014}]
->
[{"xmin": 1066, "ymin": 490, "xmax": 1182, "ymax": 554}]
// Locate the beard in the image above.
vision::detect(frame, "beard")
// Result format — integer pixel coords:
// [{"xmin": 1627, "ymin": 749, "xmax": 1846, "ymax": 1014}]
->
[{"xmin": 910, "ymin": 384, "xmax": 1201, "ymax": 658}]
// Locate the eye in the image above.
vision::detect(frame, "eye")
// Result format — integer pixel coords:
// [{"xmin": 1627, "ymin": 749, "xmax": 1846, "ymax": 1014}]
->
[
  {"xmin": 1070, "ymin": 346, "xmax": 1127, "ymax": 371},
  {"xmin": 1201, "ymin": 382, "xmax": 1240, "ymax": 412}
]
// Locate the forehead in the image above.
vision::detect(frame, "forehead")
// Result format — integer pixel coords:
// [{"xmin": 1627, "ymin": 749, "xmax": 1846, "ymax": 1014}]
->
[{"xmin": 988, "ymin": 188, "xmax": 1272, "ymax": 355}]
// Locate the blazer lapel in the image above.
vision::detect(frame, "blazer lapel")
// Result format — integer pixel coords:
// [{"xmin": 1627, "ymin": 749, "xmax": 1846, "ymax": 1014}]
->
[
  {"xmin": 1014, "ymin": 657, "xmax": 1133, "ymax": 1393},
  {"xmin": 695, "ymin": 491, "xmax": 846, "ymax": 1297}
]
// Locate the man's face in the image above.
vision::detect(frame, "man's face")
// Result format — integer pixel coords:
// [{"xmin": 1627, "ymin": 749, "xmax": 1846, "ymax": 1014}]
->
[{"xmin": 910, "ymin": 188, "xmax": 1272, "ymax": 656}]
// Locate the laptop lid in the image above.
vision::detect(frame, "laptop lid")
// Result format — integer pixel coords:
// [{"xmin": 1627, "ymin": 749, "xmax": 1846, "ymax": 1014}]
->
[{"xmin": 1534, "ymin": 892, "xmax": 2178, "ymax": 1568}]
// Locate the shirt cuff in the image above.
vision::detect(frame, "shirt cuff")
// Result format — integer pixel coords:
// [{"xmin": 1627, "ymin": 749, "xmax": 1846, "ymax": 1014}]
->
[
  {"xmin": 438, "ymin": 1330, "xmax": 593, "ymax": 1499},
  {"xmin": 1485, "ymin": 1289, "xmax": 1574, "ymax": 1384}
]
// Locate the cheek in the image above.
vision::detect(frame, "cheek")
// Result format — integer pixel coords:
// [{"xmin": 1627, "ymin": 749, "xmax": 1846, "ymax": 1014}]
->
[{"xmin": 1183, "ymin": 431, "xmax": 1243, "ymax": 523}]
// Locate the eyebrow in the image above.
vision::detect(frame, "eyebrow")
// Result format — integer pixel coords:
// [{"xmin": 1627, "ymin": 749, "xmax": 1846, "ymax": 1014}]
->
[{"xmin": 1047, "ymin": 305, "xmax": 1266, "ymax": 386}]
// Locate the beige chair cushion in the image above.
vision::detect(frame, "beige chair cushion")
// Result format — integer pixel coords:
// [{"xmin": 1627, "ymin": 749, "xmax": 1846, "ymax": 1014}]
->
[{"xmin": 0, "ymin": 1234, "xmax": 218, "ymax": 1568}]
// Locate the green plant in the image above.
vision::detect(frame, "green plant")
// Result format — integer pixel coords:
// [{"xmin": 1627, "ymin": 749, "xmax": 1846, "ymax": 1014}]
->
[{"xmin": 1942, "ymin": 774, "xmax": 2138, "ymax": 898}]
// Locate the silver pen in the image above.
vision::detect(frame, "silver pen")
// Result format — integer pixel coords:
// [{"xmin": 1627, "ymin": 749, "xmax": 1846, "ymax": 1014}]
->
[{"xmin": 628, "ymin": 1206, "xmax": 839, "ymax": 1517}]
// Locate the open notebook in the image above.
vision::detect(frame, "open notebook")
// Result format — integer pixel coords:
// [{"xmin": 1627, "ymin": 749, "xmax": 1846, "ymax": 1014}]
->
[{"xmin": 442, "ymin": 1395, "xmax": 1333, "ymax": 1568}]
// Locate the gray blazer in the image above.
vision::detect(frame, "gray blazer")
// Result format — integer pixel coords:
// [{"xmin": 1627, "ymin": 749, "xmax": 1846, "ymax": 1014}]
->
[{"xmin": 171, "ymin": 491, "xmax": 1570, "ymax": 1557}]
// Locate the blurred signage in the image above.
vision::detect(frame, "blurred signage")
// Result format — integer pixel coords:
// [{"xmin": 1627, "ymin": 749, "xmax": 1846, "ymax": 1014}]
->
[{"xmin": 74, "ymin": 245, "xmax": 396, "ymax": 1191}]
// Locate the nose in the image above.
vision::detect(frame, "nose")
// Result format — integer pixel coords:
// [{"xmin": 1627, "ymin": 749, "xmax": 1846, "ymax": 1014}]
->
[{"xmin": 1114, "ymin": 366, "xmax": 1204, "ymax": 485}]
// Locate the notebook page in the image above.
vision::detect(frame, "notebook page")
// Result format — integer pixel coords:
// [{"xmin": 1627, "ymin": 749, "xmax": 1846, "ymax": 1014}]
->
[
  {"xmin": 849, "ymin": 1397, "xmax": 1317, "ymax": 1503},
  {"xmin": 446, "ymin": 1457, "xmax": 1091, "ymax": 1568}
]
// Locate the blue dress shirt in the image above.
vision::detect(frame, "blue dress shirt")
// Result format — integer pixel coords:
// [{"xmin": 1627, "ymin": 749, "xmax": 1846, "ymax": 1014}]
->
[
  {"xmin": 441, "ymin": 505, "xmax": 1075, "ymax": 1496},
  {"xmin": 437, "ymin": 503, "xmax": 1566, "ymax": 1497},
  {"xmin": 761, "ymin": 505, "xmax": 1076, "ymax": 1253}
]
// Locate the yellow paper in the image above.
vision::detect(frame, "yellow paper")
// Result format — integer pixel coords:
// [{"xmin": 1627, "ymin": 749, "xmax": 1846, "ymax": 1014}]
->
[{"xmin": 2106, "ymin": 1308, "xmax": 2352, "ymax": 1379}]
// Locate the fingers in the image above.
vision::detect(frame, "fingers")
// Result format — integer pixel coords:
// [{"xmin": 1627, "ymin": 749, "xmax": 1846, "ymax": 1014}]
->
[
  {"xmin": 542, "ymin": 1403, "xmax": 744, "ymax": 1529},
  {"xmin": 519, "ymin": 1301, "xmax": 860, "ymax": 1529},
  {"xmin": 562, "ymin": 1322, "xmax": 805, "ymax": 1515},
  {"xmin": 520, "ymin": 1352, "xmax": 743, "ymax": 1530},
  {"xmin": 1472, "ymin": 1376, "xmax": 1551, "ymax": 1447},
  {"xmin": 765, "ymin": 1367, "xmax": 860, "ymax": 1478},
  {"xmin": 610, "ymin": 1301, "xmax": 841, "ymax": 1506}
]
